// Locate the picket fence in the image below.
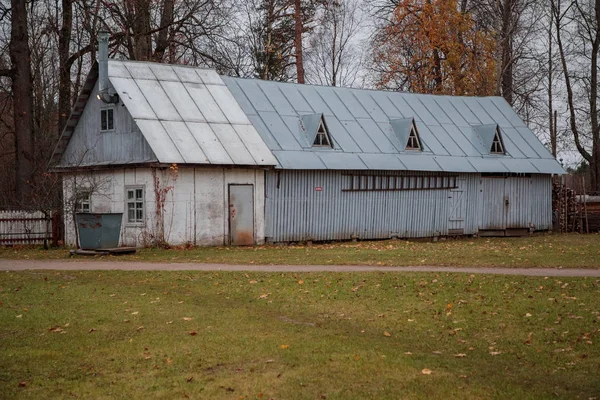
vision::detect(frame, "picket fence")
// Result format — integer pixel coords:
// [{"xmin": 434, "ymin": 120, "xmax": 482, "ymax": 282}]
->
[{"xmin": 0, "ymin": 210, "xmax": 59, "ymax": 245}]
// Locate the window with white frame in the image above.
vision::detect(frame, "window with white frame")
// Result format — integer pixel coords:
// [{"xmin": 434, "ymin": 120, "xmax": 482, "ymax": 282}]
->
[
  {"xmin": 75, "ymin": 190, "xmax": 91, "ymax": 213},
  {"xmin": 100, "ymin": 108, "xmax": 114, "ymax": 131},
  {"xmin": 406, "ymin": 123, "xmax": 422, "ymax": 150},
  {"xmin": 490, "ymin": 127, "xmax": 505, "ymax": 154},
  {"xmin": 312, "ymin": 119, "xmax": 332, "ymax": 147},
  {"xmin": 126, "ymin": 187, "xmax": 144, "ymax": 224}
]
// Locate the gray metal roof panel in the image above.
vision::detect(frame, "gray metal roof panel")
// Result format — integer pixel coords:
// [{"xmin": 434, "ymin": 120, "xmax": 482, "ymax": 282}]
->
[
  {"xmin": 247, "ymin": 114, "xmax": 281, "ymax": 150},
  {"xmin": 172, "ymin": 65, "xmax": 203, "ymax": 84},
  {"xmin": 207, "ymin": 84, "xmax": 250, "ymax": 125},
  {"xmin": 341, "ymin": 120, "xmax": 380, "ymax": 153},
  {"xmin": 106, "ymin": 60, "xmax": 277, "ymax": 167},
  {"xmin": 529, "ymin": 159, "xmax": 565, "ymax": 174},
  {"xmin": 220, "ymin": 77, "xmax": 257, "ymax": 116},
  {"xmin": 314, "ymin": 87, "xmax": 355, "ymax": 121},
  {"xmin": 442, "ymin": 125, "xmax": 482, "ymax": 156},
  {"xmin": 296, "ymin": 85, "xmax": 335, "ymax": 117},
  {"xmin": 258, "ymin": 111, "xmax": 302, "ymax": 150},
  {"xmin": 318, "ymin": 152, "xmax": 366, "ymax": 170},
  {"xmin": 210, "ymin": 123, "xmax": 256, "ymax": 165},
  {"xmin": 467, "ymin": 157, "xmax": 510, "ymax": 173},
  {"xmin": 432, "ymin": 97, "xmax": 470, "ymax": 127},
  {"xmin": 321, "ymin": 118, "xmax": 361, "ymax": 152},
  {"xmin": 376, "ymin": 122, "xmax": 406, "ymax": 152},
  {"xmin": 335, "ymin": 89, "xmax": 371, "ymax": 119},
  {"xmin": 500, "ymin": 127, "xmax": 538, "ymax": 158},
  {"xmin": 161, "ymin": 121, "xmax": 208, "ymax": 163},
  {"xmin": 353, "ymin": 118, "xmax": 397, "ymax": 153},
  {"xmin": 135, "ymin": 120, "xmax": 184, "ymax": 163},
  {"xmin": 236, "ymin": 79, "xmax": 276, "ymax": 112},
  {"xmin": 149, "ymin": 64, "xmax": 179, "ymax": 81},
  {"xmin": 425, "ymin": 125, "xmax": 463, "ymax": 155},
  {"xmin": 109, "ymin": 76, "xmax": 156, "ymax": 119},
  {"xmin": 476, "ymin": 97, "xmax": 513, "ymax": 128},
  {"xmin": 233, "ymin": 124, "xmax": 278, "ymax": 165},
  {"xmin": 352, "ymin": 91, "xmax": 389, "ymax": 123},
  {"xmin": 124, "ymin": 62, "xmax": 155, "ymax": 80},
  {"xmin": 256, "ymin": 81, "xmax": 297, "ymax": 116},
  {"xmin": 272, "ymin": 151, "xmax": 327, "ymax": 169},
  {"xmin": 433, "ymin": 156, "xmax": 477, "ymax": 173},
  {"xmin": 160, "ymin": 81, "xmax": 206, "ymax": 123},
  {"xmin": 186, "ymin": 122, "xmax": 233, "ymax": 164},
  {"xmin": 278, "ymin": 85, "xmax": 314, "ymax": 113},
  {"xmin": 489, "ymin": 97, "xmax": 527, "ymax": 127},
  {"xmin": 187, "ymin": 83, "xmax": 228, "ymax": 124},
  {"xmin": 418, "ymin": 95, "xmax": 454, "ymax": 125},
  {"xmin": 136, "ymin": 79, "xmax": 181, "ymax": 121},
  {"xmin": 516, "ymin": 127, "xmax": 554, "ymax": 159},
  {"xmin": 358, "ymin": 153, "xmax": 406, "ymax": 170},
  {"xmin": 369, "ymin": 92, "xmax": 405, "ymax": 119},
  {"xmin": 397, "ymin": 154, "xmax": 442, "ymax": 171},
  {"xmin": 461, "ymin": 98, "xmax": 496, "ymax": 125},
  {"xmin": 396, "ymin": 94, "xmax": 438, "ymax": 125},
  {"xmin": 499, "ymin": 158, "xmax": 539, "ymax": 173}
]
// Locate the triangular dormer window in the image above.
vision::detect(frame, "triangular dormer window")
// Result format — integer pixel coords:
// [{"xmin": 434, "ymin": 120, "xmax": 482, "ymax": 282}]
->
[
  {"xmin": 490, "ymin": 126, "xmax": 504, "ymax": 154},
  {"xmin": 313, "ymin": 119, "xmax": 332, "ymax": 148},
  {"xmin": 405, "ymin": 122, "xmax": 422, "ymax": 151}
]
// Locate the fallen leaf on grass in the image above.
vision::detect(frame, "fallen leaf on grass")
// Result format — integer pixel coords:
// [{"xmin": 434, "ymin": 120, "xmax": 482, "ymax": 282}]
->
[
  {"xmin": 16, "ymin": 314, "xmax": 22, "ymax": 319},
  {"xmin": 189, "ymin": 331, "xmax": 197, "ymax": 336},
  {"xmin": 258, "ymin": 293, "xmax": 270, "ymax": 299},
  {"xmin": 18, "ymin": 381, "xmax": 26, "ymax": 388},
  {"xmin": 131, "ymin": 311, "xmax": 139, "ymax": 315},
  {"xmin": 166, "ymin": 357, "xmax": 173, "ymax": 365},
  {"xmin": 249, "ymin": 280, "xmax": 258, "ymax": 284},
  {"xmin": 280, "ymin": 344, "xmax": 289, "ymax": 349},
  {"xmin": 88, "ymin": 328, "xmax": 96, "ymax": 333},
  {"xmin": 183, "ymin": 317, "xmax": 192, "ymax": 321},
  {"xmin": 454, "ymin": 353, "xmax": 467, "ymax": 358},
  {"xmin": 298, "ymin": 280, "xmax": 304, "ymax": 285},
  {"xmin": 383, "ymin": 331, "xmax": 391, "ymax": 337},
  {"xmin": 421, "ymin": 369, "xmax": 432, "ymax": 375},
  {"xmin": 525, "ymin": 313, "xmax": 532, "ymax": 317},
  {"xmin": 405, "ymin": 352, "xmax": 412, "ymax": 355},
  {"xmin": 490, "ymin": 351, "xmax": 502, "ymax": 356}
]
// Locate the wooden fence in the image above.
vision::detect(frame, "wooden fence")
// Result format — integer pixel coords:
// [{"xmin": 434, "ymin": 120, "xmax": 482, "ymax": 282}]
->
[{"xmin": 0, "ymin": 210, "xmax": 60, "ymax": 246}]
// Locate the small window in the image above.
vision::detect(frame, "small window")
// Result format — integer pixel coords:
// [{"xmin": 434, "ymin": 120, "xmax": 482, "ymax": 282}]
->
[
  {"xmin": 126, "ymin": 187, "xmax": 144, "ymax": 224},
  {"xmin": 490, "ymin": 127, "xmax": 504, "ymax": 154},
  {"xmin": 313, "ymin": 120, "xmax": 332, "ymax": 147},
  {"xmin": 101, "ymin": 108, "xmax": 114, "ymax": 131},
  {"xmin": 406, "ymin": 123, "xmax": 422, "ymax": 150},
  {"xmin": 75, "ymin": 191, "xmax": 91, "ymax": 213}
]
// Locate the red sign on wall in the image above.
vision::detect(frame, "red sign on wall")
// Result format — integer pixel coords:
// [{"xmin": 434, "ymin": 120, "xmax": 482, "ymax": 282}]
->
[{"xmin": 315, "ymin": 187, "xmax": 322, "ymax": 192}]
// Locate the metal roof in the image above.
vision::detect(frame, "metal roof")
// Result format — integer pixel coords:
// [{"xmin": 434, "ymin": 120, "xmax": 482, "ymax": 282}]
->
[
  {"xmin": 222, "ymin": 76, "xmax": 564, "ymax": 174},
  {"xmin": 106, "ymin": 60, "xmax": 276, "ymax": 166}
]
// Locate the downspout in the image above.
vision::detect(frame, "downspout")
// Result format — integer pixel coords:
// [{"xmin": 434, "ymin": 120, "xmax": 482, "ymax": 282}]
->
[{"xmin": 97, "ymin": 32, "xmax": 119, "ymax": 104}]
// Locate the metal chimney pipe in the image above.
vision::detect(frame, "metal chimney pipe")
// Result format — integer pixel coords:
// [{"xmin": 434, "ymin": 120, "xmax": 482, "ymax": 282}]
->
[{"xmin": 97, "ymin": 32, "xmax": 118, "ymax": 103}]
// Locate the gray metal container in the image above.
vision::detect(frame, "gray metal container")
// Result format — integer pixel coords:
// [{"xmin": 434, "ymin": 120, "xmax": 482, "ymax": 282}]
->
[{"xmin": 76, "ymin": 213, "xmax": 123, "ymax": 249}]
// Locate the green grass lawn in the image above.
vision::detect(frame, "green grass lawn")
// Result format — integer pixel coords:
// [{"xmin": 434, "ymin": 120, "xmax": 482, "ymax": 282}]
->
[
  {"xmin": 2, "ymin": 233, "xmax": 600, "ymax": 268},
  {"xmin": 0, "ymin": 270, "xmax": 599, "ymax": 399}
]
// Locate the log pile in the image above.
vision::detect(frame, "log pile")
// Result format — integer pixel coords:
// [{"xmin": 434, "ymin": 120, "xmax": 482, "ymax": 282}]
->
[{"xmin": 552, "ymin": 182, "xmax": 580, "ymax": 233}]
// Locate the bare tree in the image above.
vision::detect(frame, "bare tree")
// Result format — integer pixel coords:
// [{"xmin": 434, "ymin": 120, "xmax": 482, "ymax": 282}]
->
[
  {"xmin": 306, "ymin": 0, "xmax": 364, "ymax": 87},
  {"xmin": 551, "ymin": 0, "xmax": 600, "ymax": 190}
]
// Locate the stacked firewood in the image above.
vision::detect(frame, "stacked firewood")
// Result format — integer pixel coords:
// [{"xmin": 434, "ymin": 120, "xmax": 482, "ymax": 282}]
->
[{"xmin": 552, "ymin": 182, "xmax": 579, "ymax": 233}]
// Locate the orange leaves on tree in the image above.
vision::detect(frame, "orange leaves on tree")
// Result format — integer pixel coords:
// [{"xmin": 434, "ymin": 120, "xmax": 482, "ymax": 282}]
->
[{"xmin": 374, "ymin": 0, "xmax": 497, "ymax": 96}]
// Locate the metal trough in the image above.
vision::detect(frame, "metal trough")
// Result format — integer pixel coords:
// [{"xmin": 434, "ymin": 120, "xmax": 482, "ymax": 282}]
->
[{"xmin": 76, "ymin": 213, "xmax": 123, "ymax": 250}]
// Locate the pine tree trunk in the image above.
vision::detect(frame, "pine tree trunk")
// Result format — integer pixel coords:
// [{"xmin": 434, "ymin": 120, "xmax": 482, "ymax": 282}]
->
[
  {"xmin": 10, "ymin": 0, "xmax": 35, "ymax": 205},
  {"xmin": 295, "ymin": 0, "xmax": 305, "ymax": 83}
]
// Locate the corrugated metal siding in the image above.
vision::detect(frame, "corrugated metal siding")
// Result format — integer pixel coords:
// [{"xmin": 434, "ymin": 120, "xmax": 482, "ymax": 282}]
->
[
  {"xmin": 265, "ymin": 170, "xmax": 480, "ymax": 242},
  {"xmin": 266, "ymin": 171, "xmax": 551, "ymax": 242},
  {"xmin": 530, "ymin": 175, "xmax": 552, "ymax": 230},
  {"xmin": 479, "ymin": 174, "xmax": 551, "ymax": 230}
]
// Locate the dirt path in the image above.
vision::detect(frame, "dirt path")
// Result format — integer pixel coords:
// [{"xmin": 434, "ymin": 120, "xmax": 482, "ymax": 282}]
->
[{"xmin": 0, "ymin": 259, "xmax": 599, "ymax": 277}]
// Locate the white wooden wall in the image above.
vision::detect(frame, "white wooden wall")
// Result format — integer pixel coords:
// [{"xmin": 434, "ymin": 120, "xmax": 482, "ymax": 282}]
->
[{"xmin": 62, "ymin": 166, "xmax": 266, "ymax": 247}]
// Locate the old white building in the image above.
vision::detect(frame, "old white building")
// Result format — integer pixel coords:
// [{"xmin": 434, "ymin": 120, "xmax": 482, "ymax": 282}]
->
[{"xmin": 51, "ymin": 35, "xmax": 564, "ymax": 248}]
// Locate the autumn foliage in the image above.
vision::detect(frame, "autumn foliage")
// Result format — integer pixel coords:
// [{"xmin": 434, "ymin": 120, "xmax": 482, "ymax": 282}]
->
[{"xmin": 374, "ymin": 0, "xmax": 497, "ymax": 96}]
